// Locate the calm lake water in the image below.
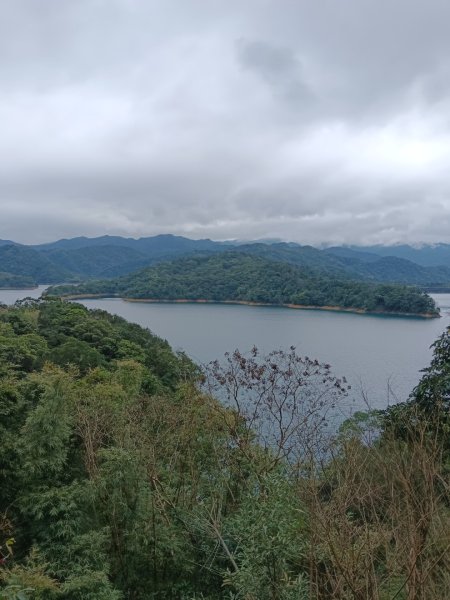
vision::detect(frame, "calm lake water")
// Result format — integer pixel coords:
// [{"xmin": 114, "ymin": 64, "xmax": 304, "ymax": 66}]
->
[
  {"xmin": 1, "ymin": 287, "xmax": 449, "ymax": 415},
  {"xmin": 0, "ymin": 285, "xmax": 49, "ymax": 304}
]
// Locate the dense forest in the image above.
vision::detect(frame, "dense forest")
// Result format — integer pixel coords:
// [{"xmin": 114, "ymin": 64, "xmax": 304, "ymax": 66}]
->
[
  {"xmin": 0, "ymin": 246, "xmax": 72, "ymax": 286},
  {"xmin": 0, "ymin": 273, "xmax": 35, "ymax": 289},
  {"xmin": 345, "ymin": 242, "xmax": 450, "ymax": 267},
  {"xmin": 0, "ymin": 237, "xmax": 228, "ymax": 286},
  {"xmin": 0, "ymin": 298, "xmax": 449, "ymax": 599},
  {"xmin": 1, "ymin": 236, "xmax": 450, "ymax": 289},
  {"xmin": 239, "ymin": 243, "xmax": 450, "ymax": 286},
  {"xmin": 48, "ymin": 253, "xmax": 439, "ymax": 316}
]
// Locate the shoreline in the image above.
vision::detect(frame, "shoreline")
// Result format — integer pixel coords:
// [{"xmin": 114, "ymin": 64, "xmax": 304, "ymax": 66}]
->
[{"xmin": 58, "ymin": 293, "xmax": 440, "ymax": 319}]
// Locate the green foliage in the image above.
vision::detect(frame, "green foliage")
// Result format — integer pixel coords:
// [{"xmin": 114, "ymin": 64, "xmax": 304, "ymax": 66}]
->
[
  {"xmin": 0, "ymin": 273, "xmax": 36, "ymax": 289},
  {"xmin": 0, "ymin": 300, "xmax": 448, "ymax": 599},
  {"xmin": 0, "ymin": 300, "xmax": 202, "ymax": 598},
  {"xmin": 0, "ymin": 551, "xmax": 60, "ymax": 599},
  {"xmin": 0, "ymin": 585, "xmax": 35, "ymax": 600},
  {"xmin": 41, "ymin": 245, "xmax": 149, "ymax": 279},
  {"xmin": 3, "ymin": 235, "xmax": 450, "ymax": 288},
  {"xmin": 0, "ymin": 330, "xmax": 48, "ymax": 375},
  {"xmin": 48, "ymin": 252, "xmax": 439, "ymax": 316},
  {"xmin": 61, "ymin": 571, "xmax": 122, "ymax": 600},
  {"xmin": 19, "ymin": 367, "xmax": 75, "ymax": 479},
  {"xmin": 0, "ymin": 246, "xmax": 71, "ymax": 285},
  {"xmin": 35, "ymin": 299, "xmax": 186, "ymax": 388},
  {"xmin": 382, "ymin": 327, "xmax": 450, "ymax": 454},
  {"xmin": 412, "ymin": 326, "xmax": 450, "ymax": 414},
  {"xmin": 223, "ymin": 472, "xmax": 308, "ymax": 600},
  {"xmin": 49, "ymin": 339, "xmax": 105, "ymax": 373}
]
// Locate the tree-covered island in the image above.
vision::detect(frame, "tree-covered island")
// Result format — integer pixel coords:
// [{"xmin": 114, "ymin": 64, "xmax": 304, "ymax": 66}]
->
[{"xmin": 47, "ymin": 252, "xmax": 439, "ymax": 317}]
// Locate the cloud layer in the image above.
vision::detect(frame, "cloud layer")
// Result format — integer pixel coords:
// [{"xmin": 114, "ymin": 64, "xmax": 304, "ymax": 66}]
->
[{"xmin": 1, "ymin": 0, "xmax": 450, "ymax": 244}]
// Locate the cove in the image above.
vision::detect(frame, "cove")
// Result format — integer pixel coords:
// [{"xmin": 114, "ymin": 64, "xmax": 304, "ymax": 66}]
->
[
  {"xmin": 1, "ymin": 288, "xmax": 449, "ymax": 416},
  {"xmin": 74, "ymin": 294, "xmax": 450, "ymax": 415}
]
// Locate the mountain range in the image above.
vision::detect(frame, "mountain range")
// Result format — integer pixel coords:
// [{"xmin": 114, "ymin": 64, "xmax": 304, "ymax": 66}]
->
[{"xmin": 1, "ymin": 235, "xmax": 450, "ymax": 290}]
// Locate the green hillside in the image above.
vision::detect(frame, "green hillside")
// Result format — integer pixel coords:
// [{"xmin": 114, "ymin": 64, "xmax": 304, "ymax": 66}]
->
[
  {"xmin": 47, "ymin": 252, "xmax": 439, "ymax": 316},
  {"xmin": 246, "ymin": 243, "xmax": 450, "ymax": 286},
  {"xmin": 2, "ymin": 236, "xmax": 450, "ymax": 288},
  {"xmin": 0, "ymin": 271, "xmax": 36, "ymax": 289},
  {"xmin": 0, "ymin": 299, "xmax": 448, "ymax": 598},
  {"xmin": 0, "ymin": 245, "xmax": 71, "ymax": 284},
  {"xmin": 41, "ymin": 245, "xmax": 151, "ymax": 278},
  {"xmin": 348, "ymin": 242, "xmax": 450, "ymax": 267}
]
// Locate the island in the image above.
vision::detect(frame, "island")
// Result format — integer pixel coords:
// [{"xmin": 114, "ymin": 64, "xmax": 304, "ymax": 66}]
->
[{"xmin": 46, "ymin": 252, "xmax": 440, "ymax": 317}]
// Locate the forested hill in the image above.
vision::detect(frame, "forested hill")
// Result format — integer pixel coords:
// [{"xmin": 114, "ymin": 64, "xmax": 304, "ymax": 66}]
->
[
  {"xmin": 2, "ymin": 235, "xmax": 450, "ymax": 288},
  {"xmin": 239, "ymin": 243, "xmax": 450, "ymax": 286},
  {"xmin": 48, "ymin": 252, "xmax": 439, "ymax": 316},
  {"xmin": 0, "ymin": 297, "xmax": 449, "ymax": 598},
  {"xmin": 0, "ymin": 272, "xmax": 36, "ymax": 288},
  {"xmin": 0, "ymin": 235, "xmax": 450, "ymax": 289},
  {"xmin": 345, "ymin": 242, "xmax": 450, "ymax": 267},
  {"xmin": 0, "ymin": 245, "xmax": 72, "ymax": 284}
]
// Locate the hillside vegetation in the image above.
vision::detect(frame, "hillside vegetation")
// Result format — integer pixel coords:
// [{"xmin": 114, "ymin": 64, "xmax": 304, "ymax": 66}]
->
[
  {"xmin": 0, "ymin": 246, "xmax": 71, "ymax": 285},
  {"xmin": 0, "ymin": 236, "xmax": 229, "ymax": 286},
  {"xmin": 2, "ymin": 235, "xmax": 450, "ymax": 289},
  {"xmin": 0, "ymin": 298, "xmax": 448, "ymax": 599},
  {"xmin": 347, "ymin": 242, "xmax": 450, "ymax": 267},
  {"xmin": 0, "ymin": 272, "xmax": 35, "ymax": 288},
  {"xmin": 48, "ymin": 252, "xmax": 439, "ymax": 316},
  {"xmin": 233, "ymin": 243, "xmax": 450, "ymax": 286}
]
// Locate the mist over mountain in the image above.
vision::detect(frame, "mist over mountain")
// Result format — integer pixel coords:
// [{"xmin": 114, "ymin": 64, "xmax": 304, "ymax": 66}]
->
[{"xmin": 346, "ymin": 243, "xmax": 450, "ymax": 267}]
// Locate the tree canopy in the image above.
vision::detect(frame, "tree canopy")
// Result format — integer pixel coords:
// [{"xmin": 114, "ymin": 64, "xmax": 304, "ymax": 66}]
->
[
  {"xmin": 47, "ymin": 252, "xmax": 439, "ymax": 317},
  {"xmin": 0, "ymin": 300, "xmax": 448, "ymax": 599}
]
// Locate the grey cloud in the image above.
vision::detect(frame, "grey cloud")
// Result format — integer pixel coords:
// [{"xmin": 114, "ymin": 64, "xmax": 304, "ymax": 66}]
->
[
  {"xmin": 236, "ymin": 39, "xmax": 314, "ymax": 106},
  {"xmin": 1, "ymin": 0, "xmax": 450, "ymax": 244}
]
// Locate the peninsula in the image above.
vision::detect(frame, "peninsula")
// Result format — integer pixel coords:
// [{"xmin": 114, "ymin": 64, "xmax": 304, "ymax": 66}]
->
[{"xmin": 46, "ymin": 252, "xmax": 439, "ymax": 317}]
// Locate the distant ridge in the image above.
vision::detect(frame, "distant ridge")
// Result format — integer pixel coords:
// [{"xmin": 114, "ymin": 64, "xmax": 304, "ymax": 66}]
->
[
  {"xmin": 0, "ymin": 239, "xmax": 21, "ymax": 247},
  {"xmin": 0, "ymin": 234, "xmax": 450, "ymax": 290},
  {"xmin": 32, "ymin": 234, "xmax": 232, "ymax": 254},
  {"xmin": 346, "ymin": 243, "xmax": 450, "ymax": 267}
]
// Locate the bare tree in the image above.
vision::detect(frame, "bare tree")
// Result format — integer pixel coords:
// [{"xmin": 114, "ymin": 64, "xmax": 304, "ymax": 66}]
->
[{"xmin": 205, "ymin": 346, "xmax": 350, "ymax": 471}]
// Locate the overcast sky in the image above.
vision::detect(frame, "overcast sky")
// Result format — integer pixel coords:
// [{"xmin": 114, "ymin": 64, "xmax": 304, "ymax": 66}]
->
[{"xmin": 1, "ymin": 0, "xmax": 450, "ymax": 245}]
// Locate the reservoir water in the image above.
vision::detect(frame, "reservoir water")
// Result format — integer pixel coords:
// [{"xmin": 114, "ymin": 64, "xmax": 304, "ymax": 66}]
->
[
  {"xmin": 0, "ymin": 285, "xmax": 49, "ymax": 305},
  {"xmin": 1, "ymin": 287, "xmax": 449, "ymax": 414}
]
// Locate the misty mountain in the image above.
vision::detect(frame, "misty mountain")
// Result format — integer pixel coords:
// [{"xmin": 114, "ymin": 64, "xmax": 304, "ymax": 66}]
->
[
  {"xmin": 33, "ymin": 234, "xmax": 232, "ymax": 256},
  {"xmin": 346, "ymin": 243, "xmax": 450, "ymax": 267},
  {"xmin": 40, "ymin": 245, "xmax": 151, "ymax": 278},
  {"xmin": 329, "ymin": 253, "xmax": 450, "ymax": 285},
  {"xmin": 2, "ymin": 235, "xmax": 450, "ymax": 289},
  {"xmin": 0, "ymin": 239, "xmax": 22, "ymax": 247},
  {"xmin": 324, "ymin": 247, "xmax": 382, "ymax": 263},
  {"xmin": 0, "ymin": 245, "xmax": 72, "ymax": 284},
  {"xmin": 240, "ymin": 243, "xmax": 450, "ymax": 287}
]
